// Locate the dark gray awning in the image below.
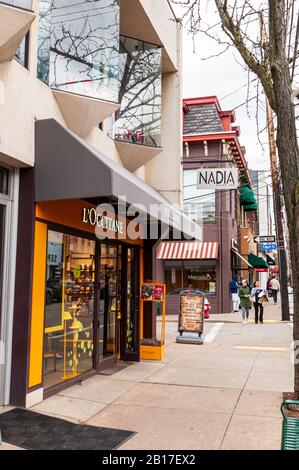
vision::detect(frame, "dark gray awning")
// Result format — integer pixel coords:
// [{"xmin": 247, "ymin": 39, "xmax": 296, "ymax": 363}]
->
[{"xmin": 35, "ymin": 119, "xmax": 201, "ymax": 240}]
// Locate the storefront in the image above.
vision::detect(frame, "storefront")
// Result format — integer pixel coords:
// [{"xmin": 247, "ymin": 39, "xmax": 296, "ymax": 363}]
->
[
  {"xmin": 9, "ymin": 119, "xmax": 198, "ymax": 407},
  {"xmin": 30, "ymin": 199, "xmax": 142, "ymax": 395},
  {"xmin": 155, "ymin": 241, "xmax": 219, "ymax": 314}
]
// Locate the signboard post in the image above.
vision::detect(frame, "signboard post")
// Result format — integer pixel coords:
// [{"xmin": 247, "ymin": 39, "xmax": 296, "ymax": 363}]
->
[{"xmin": 177, "ymin": 290, "xmax": 205, "ymax": 345}]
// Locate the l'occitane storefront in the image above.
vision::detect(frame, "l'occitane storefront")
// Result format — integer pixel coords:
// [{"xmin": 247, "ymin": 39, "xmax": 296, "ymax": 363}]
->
[
  {"xmin": 28, "ymin": 199, "xmax": 143, "ymax": 401},
  {"xmin": 9, "ymin": 119, "xmax": 198, "ymax": 407}
]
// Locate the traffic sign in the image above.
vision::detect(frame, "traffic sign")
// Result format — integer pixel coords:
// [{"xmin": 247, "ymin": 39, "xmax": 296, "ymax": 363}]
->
[
  {"xmin": 254, "ymin": 235, "xmax": 276, "ymax": 243},
  {"xmin": 259, "ymin": 243, "xmax": 277, "ymax": 251}
]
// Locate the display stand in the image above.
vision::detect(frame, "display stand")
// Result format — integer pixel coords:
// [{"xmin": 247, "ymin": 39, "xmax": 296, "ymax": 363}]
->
[{"xmin": 140, "ymin": 281, "xmax": 166, "ymax": 361}]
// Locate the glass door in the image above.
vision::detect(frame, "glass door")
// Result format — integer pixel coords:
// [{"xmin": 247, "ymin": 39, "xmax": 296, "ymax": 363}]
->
[
  {"xmin": 121, "ymin": 247, "xmax": 140, "ymax": 362},
  {"xmin": 97, "ymin": 244, "xmax": 120, "ymax": 367}
]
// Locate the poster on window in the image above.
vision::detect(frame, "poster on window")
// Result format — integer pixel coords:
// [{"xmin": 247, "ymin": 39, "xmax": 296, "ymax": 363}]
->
[
  {"xmin": 142, "ymin": 284, "xmax": 165, "ymax": 301},
  {"xmin": 179, "ymin": 294, "xmax": 204, "ymax": 334}
]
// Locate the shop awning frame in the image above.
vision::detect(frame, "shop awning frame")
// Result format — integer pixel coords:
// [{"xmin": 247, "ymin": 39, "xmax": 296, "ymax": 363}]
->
[
  {"xmin": 232, "ymin": 249, "xmax": 253, "ymax": 268},
  {"xmin": 35, "ymin": 119, "xmax": 201, "ymax": 240}
]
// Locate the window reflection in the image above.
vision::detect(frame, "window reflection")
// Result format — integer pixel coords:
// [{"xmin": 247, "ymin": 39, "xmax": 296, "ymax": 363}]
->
[
  {"xmin": 44, "ymin": 230, "xmax": 95, "ymax": 390},
  {"xmin": 2, "ymin": 0, "xmax": 32, "ymax": 9},
  {"xmin": 37, "ymin": 0, "xmax": 120, "ymax": 102},
  {"xmin": 108, "ymin": 36, "xmax": 162, "ymax": 148},
  {"xmin": 183, "ymin": 169, "xmax": 216, "ymax": 222}
]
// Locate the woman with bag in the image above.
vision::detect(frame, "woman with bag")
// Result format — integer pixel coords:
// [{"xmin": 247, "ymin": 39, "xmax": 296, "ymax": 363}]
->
[
  {"xmin": 239, "ymin": 279, "xmax": 252, "ymax": 324},
  {"xmin": 251, "ymin": 280, "xmax": 268, "ymax": 324}
]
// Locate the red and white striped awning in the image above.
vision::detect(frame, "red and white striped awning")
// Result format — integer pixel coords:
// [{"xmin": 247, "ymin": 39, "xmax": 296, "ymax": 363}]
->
[{"xmin": 157, "ymin": 242, "xmax": 219, "ymax": 260}]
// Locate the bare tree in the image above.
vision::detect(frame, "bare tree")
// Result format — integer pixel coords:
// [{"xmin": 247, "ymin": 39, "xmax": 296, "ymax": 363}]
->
[{"xmin": 173, "ymin": 0, "xmax": 299, "ymax": 396}]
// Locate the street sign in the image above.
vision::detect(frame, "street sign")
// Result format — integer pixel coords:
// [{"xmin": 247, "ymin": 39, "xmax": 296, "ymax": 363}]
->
[
  {"xmin": 254, "ymin": 235, "xmax": 276, "ymax": 243},
  {"xmin": 259, "ymin": 243, "xmax": 277, "ymax": 251}
]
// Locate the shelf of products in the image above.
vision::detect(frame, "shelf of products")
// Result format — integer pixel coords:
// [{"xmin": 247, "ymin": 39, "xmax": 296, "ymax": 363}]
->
[{"xmin": 140, "ymin": 281, "xmax": 166, "ymax": 361}]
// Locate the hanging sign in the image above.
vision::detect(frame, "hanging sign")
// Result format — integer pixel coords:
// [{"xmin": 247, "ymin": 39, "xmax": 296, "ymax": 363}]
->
[{"xmin": 197, "ymin": 168, "xmax": 239, "ymax": 189}]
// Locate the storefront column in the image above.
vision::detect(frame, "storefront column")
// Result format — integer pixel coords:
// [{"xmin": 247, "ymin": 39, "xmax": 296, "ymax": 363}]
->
[{"xmin": 10, "ymin": 168, "xmax": 35, "ymax": 406}]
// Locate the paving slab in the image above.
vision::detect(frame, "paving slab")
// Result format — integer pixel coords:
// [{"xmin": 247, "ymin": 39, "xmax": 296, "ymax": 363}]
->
[
  {"xmin": 144, "ymin": 364, "xmax": 249, "ymax": 389},
  {"xmin": 107, "ymin": 361, "xmax": 166, "ymax": 382},
  {"xmin": 234, "ymin": 390, "xmax": 283, "ymax": 418},
  {"xmin": 221, "ymin": 414, "xmax": 282, "ymax": 450},
  {"xmin": 114, "ymin": 382, "xmax": 240, "ymax": 414},
  {"xmin": 245, "ymin": 370, "xmax": 294, "ymax": 393},
  {"xmin": 32, "ymin": 395, "xmax": 106, "ymax": 423},
  {"xmin": 87, "ymin": 404, "xmax": 231, "ymax": 450},
  {"xmin": 58, "ymin": 376, "xmax": 136, "ymax": 405}
]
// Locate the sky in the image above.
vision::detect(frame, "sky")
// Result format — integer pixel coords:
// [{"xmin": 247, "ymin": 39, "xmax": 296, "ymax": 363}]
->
[{"xmin": 180, "ymin": 9, "xmax": 271, "ymax": 172}]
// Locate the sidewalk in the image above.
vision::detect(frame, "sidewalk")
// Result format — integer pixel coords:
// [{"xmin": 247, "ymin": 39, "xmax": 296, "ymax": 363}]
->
[{"xmin": 0, "ymin": 302, "xmax": 294, "ymax": 450}]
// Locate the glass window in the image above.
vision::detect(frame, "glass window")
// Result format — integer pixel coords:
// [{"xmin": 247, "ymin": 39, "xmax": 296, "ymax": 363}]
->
[
  {"xmin": 165, "ymin": 261, "xmax": 183, "ymax": 294},
  {"xmin": 15, "ymin": 33, "xmax": 29, "ymax": 68},
  {"xmin": 2, "ymin": 0, "xmax": 32, "ymax": 9},
  {"xmin": 0, "ymin": 167, "xmax": 9, "ymax": 195},
  {"xmin": 44, "ymin": 230, "xmax": 95, "ymax": 389},
  {"xmin": 37, "ymin": 0, "xmax": 120, "ymax": 102},
  {"xmin": 0, "ymin": 206, "xmax": 5, "ymax": 336},
  {"xmin": 183, "ymin": 261, "xmax": 216, "ymax": 294},
  {"xmin": 183, "ymin": 169, "xmax": 216, "ymax": 222},
  {"xmin": 108, "ymin": 36, "xmax": 162, "ymax": 147}
]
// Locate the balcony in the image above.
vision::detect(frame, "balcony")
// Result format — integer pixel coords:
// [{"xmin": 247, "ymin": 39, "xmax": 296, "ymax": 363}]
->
[
  {"xmin": 0, "ymin": 1, "xmax": 35, "ymax": 63},
  {"xmin": 107, "ymin": 36, "xmax": 162, "ymax": 171},
  {"xmin": 37, "ymin": 0, "xmax": 121, "ymax": 137}
]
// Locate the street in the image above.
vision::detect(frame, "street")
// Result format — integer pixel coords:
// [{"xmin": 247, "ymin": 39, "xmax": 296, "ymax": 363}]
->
[{"xmin": 1, "ymin": 302, "xmax": 293, "ymax": 451}]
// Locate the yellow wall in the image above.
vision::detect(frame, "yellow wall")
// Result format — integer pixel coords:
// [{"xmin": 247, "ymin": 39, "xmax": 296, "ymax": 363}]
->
[{"xmin": 28, "ymin": 221, "xmax": 47, "ymax": 389}]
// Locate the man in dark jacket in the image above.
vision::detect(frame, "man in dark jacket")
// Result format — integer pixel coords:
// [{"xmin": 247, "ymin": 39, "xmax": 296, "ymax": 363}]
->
[{"xmin": 230, "ymin": 275, "xmax": 240, "ymax": 313}]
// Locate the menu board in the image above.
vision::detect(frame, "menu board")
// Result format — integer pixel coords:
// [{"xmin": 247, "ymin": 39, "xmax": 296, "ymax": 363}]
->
[{"xmin": 179, "ymin": 294, "xmax": 204, "ymax": 334}]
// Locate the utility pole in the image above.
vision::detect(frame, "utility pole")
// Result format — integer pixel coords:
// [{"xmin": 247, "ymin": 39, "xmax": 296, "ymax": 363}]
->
[{"xmin": 260, "ymin": 15, "xmax": 290, "ymax": 321}]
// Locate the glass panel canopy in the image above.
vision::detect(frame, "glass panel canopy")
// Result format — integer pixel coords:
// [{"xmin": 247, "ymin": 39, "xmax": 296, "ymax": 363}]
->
[
  {"xmin": 37, "ymin": 0, "xmax": 120, "ymax": 103},
  {"xmin": 108, "ymin": 36, "xmax": 162, "ymax": 148}
]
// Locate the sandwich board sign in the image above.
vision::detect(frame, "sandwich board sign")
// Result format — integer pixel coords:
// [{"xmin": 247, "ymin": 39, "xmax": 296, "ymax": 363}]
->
[
  {"xmin": 177, "ymin": 290, "xmax": 205, "ymax": 345},
  {"xmin": 197, "ymin": 168, "xmax": 238, "ymax": 190}
]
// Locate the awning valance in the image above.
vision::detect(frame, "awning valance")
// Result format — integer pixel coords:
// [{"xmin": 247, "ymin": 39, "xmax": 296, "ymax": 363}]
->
[
  {"xmin": 248, "ymin": 253, "xmax": 269, "ymax": 269},
  {"xmin": 35, "ymin": 119, "xmax": 201, "ymax": 240},
  {"xmin": 157, "ymin": 242, "xmax": 219, "ymax": 260}
]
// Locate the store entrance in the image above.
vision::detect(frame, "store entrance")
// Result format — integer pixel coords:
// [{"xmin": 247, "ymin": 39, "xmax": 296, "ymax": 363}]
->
[{"xmin": 97, "ymin": 243, "xmax": 140, "ymax": 370}]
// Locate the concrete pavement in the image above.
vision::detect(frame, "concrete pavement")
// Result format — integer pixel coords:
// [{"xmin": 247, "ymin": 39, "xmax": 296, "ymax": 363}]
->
[{"xmin": 0, "ymin": 302, "xmax": 294, "ymax": 450}]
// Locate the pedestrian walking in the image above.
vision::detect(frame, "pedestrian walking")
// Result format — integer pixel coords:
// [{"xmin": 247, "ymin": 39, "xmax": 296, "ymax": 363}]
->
[
  {"xmin": 230, "ymin": 275, "xmax": 240, "ymax": 313},
  {"xmin": 269, "ymin": 276, "xmax": 280, "ymax": 304},
  {"xmin": 251, "ymin": 281, "xmax": 268, "ymax": 324},
  {"xmin": 239, "ymin": 279, "xmax": 252, "ymax": 324}
]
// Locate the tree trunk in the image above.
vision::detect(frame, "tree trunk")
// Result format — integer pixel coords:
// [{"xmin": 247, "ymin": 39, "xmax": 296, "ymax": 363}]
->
[{"xmin": 269, "ymin": 0, "xmax": 299, "ymax": 397}]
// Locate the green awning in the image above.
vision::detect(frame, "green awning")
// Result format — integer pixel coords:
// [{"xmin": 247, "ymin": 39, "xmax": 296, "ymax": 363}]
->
[
  {"xmin": 244, "ymin": 203, "xmax": 258, "ymax": 212},
  {"xmin": 248, "ymin": 253, "xmax": 269, "ymax": 269},
  {"xmin": 240, "ymin": 187, "xmax": 256, "ymax": 205}
]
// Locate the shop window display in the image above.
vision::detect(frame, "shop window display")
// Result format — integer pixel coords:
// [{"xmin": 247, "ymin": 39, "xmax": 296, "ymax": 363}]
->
[
  {"xmin": 183, "ymin": 261, "xmax": 216, "ymax": 293},
  {"xmin": 44, "ymin": 230, "xmax": 95, "ymax": 389}
]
